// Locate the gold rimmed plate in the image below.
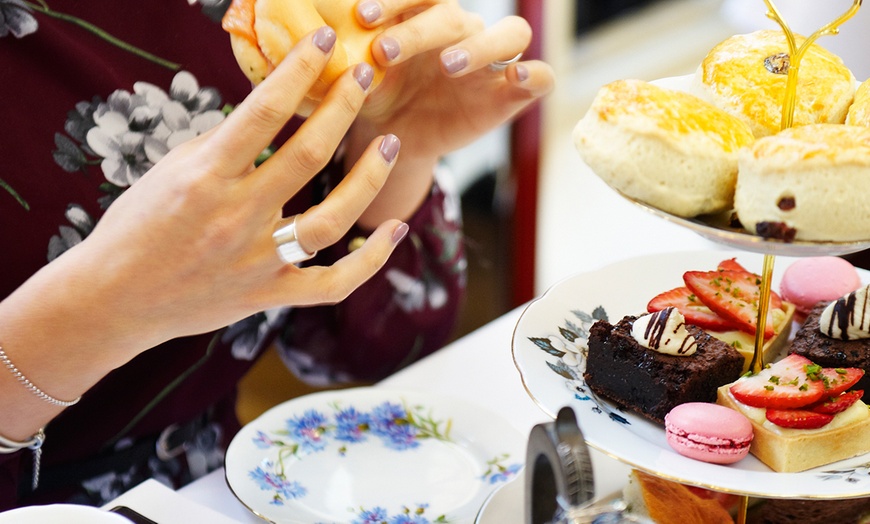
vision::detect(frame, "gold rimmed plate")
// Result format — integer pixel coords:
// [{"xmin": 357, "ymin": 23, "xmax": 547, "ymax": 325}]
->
[{"xmin": 512, "ymin": 250, "xmax": 870, "ymax": 499}]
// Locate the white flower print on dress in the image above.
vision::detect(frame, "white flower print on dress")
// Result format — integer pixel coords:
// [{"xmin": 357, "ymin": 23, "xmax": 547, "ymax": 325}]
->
[{"xmin": 85, "ymin": 71, "xmax": 226, "ymax": 187}]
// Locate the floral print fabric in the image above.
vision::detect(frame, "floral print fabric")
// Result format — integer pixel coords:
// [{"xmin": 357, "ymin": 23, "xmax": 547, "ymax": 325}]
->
[{"xmin": 0, "ymin": 0, "xmax": 465, "ymax": 509}]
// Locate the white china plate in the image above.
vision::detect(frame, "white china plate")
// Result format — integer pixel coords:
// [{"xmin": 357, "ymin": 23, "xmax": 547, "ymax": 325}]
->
[
  {"xmin": 603, "ymin": 75, "xmax": 870, "ymax": 258},
  {"xmin": 0, "ymin": 504, "xmax": 130, "ymax": 523},
  {"xmin": 225, "ymin": 387, "xmax": 525, "ymax": 523},
  {"xmin": 474, "ymin": 475, "xmax": 522, "ymax": 524},
  {"xmin": 512, "ymin": 250, "xmax": 870, "ymax": 499}
]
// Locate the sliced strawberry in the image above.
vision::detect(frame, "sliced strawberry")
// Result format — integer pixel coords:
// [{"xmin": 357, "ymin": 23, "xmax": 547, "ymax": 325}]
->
[
  {"xmin": 684, "ymin": 270, "xmax": 776, "ymax": 338},
  {"xmin": 808, "ymin": 390, "xmax": 864, "ymax": 415},
  {"xmin": 729, "ymin": 354, "xmax": 827, "ymax": 408},
  {"xmin": 716, "ymin": 259, "xmax": 784, "ymax": 309},
  {"xmin": 717, "ymin": 258, "xmax": 748, "ymax": 272},
  {"xmin": 818, "ymin": 367, "xmax": 865, "ymax": 396},
  {"xmin": 647, "ymin": 286, "xmax": 740, "ymax": 332},
  {"xmin": 766, "ymin": 408, "xmax": 834, "ymax": 429}
]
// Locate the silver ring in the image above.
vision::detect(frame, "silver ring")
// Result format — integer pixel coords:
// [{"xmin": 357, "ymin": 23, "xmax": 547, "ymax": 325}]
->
[
  {"xmin": 489, "ymin": 52, "xmax": 523, "ymax": 71},
  {"xmin": 272, "ymin": 215, "xmax": 317, "ymax": 265}
]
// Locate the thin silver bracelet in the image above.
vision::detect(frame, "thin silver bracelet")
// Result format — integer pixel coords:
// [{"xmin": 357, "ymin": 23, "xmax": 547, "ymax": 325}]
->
[
  {"xmin": 0, "ymin": 428, "xmax": 46, "ymax": 491},
  {"xmin": 0, "ymin": 345, "xmax": 81, "ymax": 407},
  {"xmin": 0, "ymin": 428, "xmax": 44, "ymax": 454}
]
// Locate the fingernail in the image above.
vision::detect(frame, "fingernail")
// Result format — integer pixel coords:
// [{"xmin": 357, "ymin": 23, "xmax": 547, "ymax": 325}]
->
[
  {"xmin": 380, "ymin": 36, "xmax": 400, "ymax": 62},
  {"xmin": 313, "ymin": 26, "xmax": 336, "ymax": 54},
  {"xmin": 441, "ymin": 49, "xmax": 469, "ymax": 75},
  {"xmin": 516, "ymin": 64, "xmax": 529, "ymax": 82},
  {"xmin": 391, "ymin": 222, "xmax": 409, "ymax": 245},
  {"xmin": 358, "ymin": 0, "xmax": 382, "ymax": 24},
  {"xmin": 379, "ymin": 134, "xmax": 401, "ymax": 164},
  {"xmin": 354, "ymin": 63, "xmax": 374, "ymax": 91}
]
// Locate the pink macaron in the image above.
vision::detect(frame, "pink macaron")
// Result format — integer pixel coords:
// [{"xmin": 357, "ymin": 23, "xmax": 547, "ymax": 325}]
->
[
  {"xmin": 780, "ymin": 257, "xmax": 862, "ymax": 320},
  {"xmin": 664, "ymin": 403, "xmax": 753, "ymax": 465}
]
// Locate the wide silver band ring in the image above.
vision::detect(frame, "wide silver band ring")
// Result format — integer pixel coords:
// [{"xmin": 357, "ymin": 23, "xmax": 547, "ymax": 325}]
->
[
  {"xmin": 489, "ymin": 52, "xmax": 523, "ymax": 71},
  {"xmin": 272, "ymin": 215, "xmax": 317, "ymax": 265}
]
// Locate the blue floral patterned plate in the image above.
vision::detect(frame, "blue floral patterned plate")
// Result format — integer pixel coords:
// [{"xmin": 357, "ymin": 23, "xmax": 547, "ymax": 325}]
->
[
  {"xmin": 512, "ymin": 250, "xmax": 870, "ymax": 500},
  {"xmin": 224, "ymin": 387, "xmax": 524, "ymax": 523}
]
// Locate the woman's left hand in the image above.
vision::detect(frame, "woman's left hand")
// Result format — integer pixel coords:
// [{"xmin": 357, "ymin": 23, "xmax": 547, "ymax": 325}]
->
[{"xmin": 348, "ymin": 0, "xmax": 555, "ymax": 227}]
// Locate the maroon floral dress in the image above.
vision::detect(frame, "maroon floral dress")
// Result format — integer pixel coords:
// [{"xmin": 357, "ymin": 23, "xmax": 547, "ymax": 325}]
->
[{"xmin": 0, "ymin": 0, "xmax": 465, "ymax": 509}]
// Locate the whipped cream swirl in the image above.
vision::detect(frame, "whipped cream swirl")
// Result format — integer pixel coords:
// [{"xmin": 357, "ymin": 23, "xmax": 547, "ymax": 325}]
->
[
  {"xmin": 820, "ymin": 284, "xmax": 870, "ymax": 341},
  {"xmin": 632, "ymin": 307, "xmax": 698, "ymax": 356}
]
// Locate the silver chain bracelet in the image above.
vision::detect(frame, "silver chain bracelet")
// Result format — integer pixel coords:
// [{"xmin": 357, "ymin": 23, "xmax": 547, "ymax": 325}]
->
[{"xmin": 0, "ymin": 345, "xmax": 81, "ymax": 407}]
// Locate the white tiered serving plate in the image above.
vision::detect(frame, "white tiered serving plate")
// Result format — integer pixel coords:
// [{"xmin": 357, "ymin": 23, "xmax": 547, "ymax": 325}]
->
[{"xmin": 513, "ymin": 250, "xmax": 870, "ymax": 499}]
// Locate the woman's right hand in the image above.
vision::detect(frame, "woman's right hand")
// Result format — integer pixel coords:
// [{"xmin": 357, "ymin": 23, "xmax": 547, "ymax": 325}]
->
[{"xmin": 0, "ymin": 26, "xmax": 405, "ymax": 437}]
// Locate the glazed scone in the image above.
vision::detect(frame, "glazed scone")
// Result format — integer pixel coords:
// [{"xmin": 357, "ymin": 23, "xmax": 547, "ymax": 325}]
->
[
  {"xmin": 573, "ymin": 79, "xmax": 755, "ymax": 218},
  {"xmin": 693, "ymin": 30, "xmax": 856, "ymax": 138},
  {"xmin": 846, "ymin": 78, "xmax": 870, "ymax": 127},
  {"xmin": 734, "ymin": 123, "xmax": 870, "ymax": 242}
]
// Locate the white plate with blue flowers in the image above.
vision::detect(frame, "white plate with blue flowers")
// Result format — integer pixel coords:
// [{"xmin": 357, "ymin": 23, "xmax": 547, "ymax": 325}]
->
[
  {"xmin": 512, "ymin": 250, "xmax": 870, "ymax": 500},
  {"xmin": 224, "ymin": 387, "xmax": 525, "ymax": 523}
]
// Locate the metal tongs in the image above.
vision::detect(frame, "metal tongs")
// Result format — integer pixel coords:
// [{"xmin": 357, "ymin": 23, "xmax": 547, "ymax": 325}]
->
[{"xmin": 525, "ymin": 407, "xmax": 649, "ymax": 524}]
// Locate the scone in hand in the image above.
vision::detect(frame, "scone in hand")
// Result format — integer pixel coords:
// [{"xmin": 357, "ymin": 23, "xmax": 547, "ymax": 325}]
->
[{"xmin": 222, "ymin": 0, "xmax": 384, "ymax": 107}]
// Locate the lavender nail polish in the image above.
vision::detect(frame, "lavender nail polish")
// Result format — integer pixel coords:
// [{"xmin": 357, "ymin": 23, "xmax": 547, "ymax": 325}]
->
[
  {"xmin": 391, "ymin": 222, "xmax": 409, "ymax": 245},
  {"xmin": 354, "ymin": 63, "xmax": 374, "ymax": 91},
  {"xmin": 313, "ymin": 26, "xmax": 336, "ymax": 54},
  {"xmin": 441, "ymin": 49, "xmax": 469, "ymax": 75},
  {"xmin": 358, "ymin": 0, "xmax": 382, "ymax": 24},
  {"xmin": 380, "ymin": 37, "xmax": 400, "ymax": 62},
  {"xmin": 379, "ymin": 134, "xmax": 401, "ymax": 164},
  {"xmin": 516, "ymin": 64, "xmax": 529, "ymax": 83}
]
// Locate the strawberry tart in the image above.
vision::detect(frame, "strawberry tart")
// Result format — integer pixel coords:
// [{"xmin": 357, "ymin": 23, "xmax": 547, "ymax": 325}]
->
[
  {"xmin": 717, "ymin": 353, "xmax": 870, "ymax": 472},
  {"xmin": 648, "ymin": 258, "xmax": 794, "ymax": 372}
]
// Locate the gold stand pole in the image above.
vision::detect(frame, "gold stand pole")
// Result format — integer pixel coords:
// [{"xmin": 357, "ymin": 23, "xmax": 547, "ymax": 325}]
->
[
  {"xmin": 737, "ymin": 253, "xmax": 777, "ymax": 524},
  {"xmin": 732, "ymin": 4, "xmax": 860, "ymax": 519}
]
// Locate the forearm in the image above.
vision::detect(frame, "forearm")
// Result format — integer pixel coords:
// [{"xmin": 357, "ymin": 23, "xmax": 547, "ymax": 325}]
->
[{"xmin": 0, "ymin": 244, "xmax": 139, "ymax": 441}]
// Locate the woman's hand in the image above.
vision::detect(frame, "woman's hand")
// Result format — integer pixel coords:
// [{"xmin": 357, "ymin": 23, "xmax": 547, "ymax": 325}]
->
[
  {"xmin": 0, "ymin": 26, "xmax": 407, "ymax": 437},
  {"xmin": 346, "ymin": 0, "xmax": 556, "ymax": 227}
]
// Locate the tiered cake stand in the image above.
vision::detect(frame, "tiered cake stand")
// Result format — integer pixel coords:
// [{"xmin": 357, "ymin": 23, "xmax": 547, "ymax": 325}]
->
[{"xmin": 515, "ymin": 2, "xmax": 870, "ymax": 523}]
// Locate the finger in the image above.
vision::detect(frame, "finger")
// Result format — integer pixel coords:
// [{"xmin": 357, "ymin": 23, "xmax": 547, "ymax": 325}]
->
[
  {"xmin": 369, "ymin": 4, "xmax": 484, "ymax": 65},
  {"xmin": 208, "ymin": 26, "xmax": 338, "ymax": 177},
  {"xmin": 508, "ymin": 60, "xmax": 556, "ymax": 99},
  {"xmin": 272, "ymin": 219, "xmax": 409, "ymax": 307},
  {"xmin": 282, "ymin": 134, "xmax": 401, "ymax": 255},
  {"xmin": 249, "ymin": 62, "xmax": 377, "ymax": 203},
  {"xmin": 355, "ymin": 0, "xmax": 451, "ymax": 28},
  {"xmin": 439, "ymin": 16, "xmax": 531, "ymax": 77}
]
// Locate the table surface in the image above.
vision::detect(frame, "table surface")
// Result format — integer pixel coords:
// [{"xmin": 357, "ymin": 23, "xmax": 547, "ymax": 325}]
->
[{"xmin": 105, "ymin": 292, "xmax": 663, "ymax": 522}]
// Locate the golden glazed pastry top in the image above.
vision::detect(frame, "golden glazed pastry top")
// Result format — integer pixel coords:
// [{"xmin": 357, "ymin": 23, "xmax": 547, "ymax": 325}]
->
[
  {"xmin": 591, "ymin": 79, "xmax": 754, "ymax": 154},
  {"xmin": 847, "ymin": 79, "xmax": 870, "ymax": 127},
  {"xmin": 746, "ymin": 123, "xmax": 870, "ymax": 169},
  {"xmin": 699, "ymin": 30, "xmax": 855, "ymax": 137}
]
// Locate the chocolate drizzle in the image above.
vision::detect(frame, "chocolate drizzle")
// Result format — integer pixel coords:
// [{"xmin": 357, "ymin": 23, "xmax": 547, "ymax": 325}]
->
[
  {"xmin": 826, "ymin": 291, "xmax": 870, "ymax": 341},
  {"xmin": 645, "ymin": 308, "xmax": 698, "ymax": 354}
]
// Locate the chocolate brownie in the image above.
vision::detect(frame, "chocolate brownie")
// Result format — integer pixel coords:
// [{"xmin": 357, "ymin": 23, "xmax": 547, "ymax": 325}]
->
[
  {"xmin": 747, "ymin": 497, "xmax": 870, "ymax": 524},
  {"xmin": 789, "ymin": 302, "xmax": 870, "ymax": 392},
  {"xmin": 584, "ymin": 315, "xmax": 744, "ymax": 424}
]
